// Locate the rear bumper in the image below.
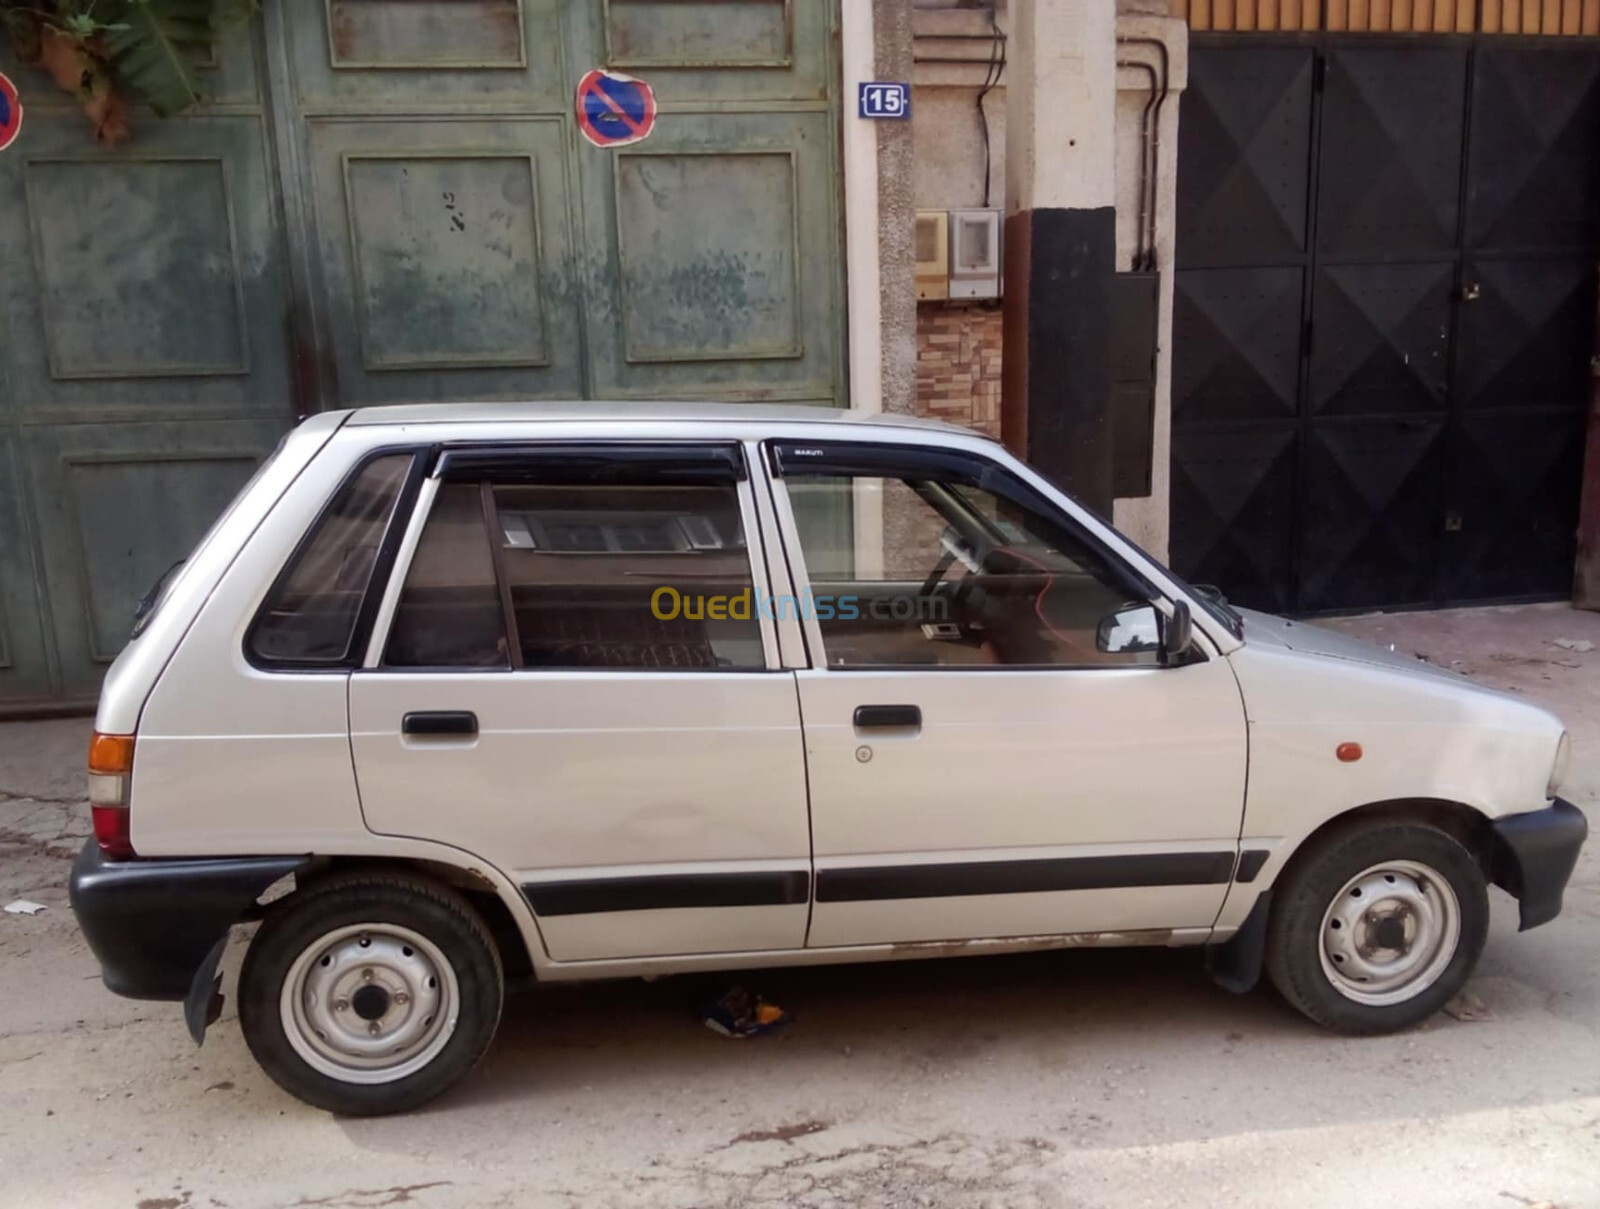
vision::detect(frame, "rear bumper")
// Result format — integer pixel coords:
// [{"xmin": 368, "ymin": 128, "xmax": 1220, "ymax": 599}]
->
[
  {"xmin": 69, "ymin": 840, "xmax": 307, "ymax": 1001},
  {"xmin": 1491, "ymin": 798, "xmax": 1588, "ymax": 931}
]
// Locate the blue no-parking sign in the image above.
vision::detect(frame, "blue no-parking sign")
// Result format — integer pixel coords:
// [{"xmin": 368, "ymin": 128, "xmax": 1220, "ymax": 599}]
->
[
  {"xmin": 0, "ymin": 73, "xmax": 22, "ymax": 153},
  {"xmin": 576, "ymin": 69, "xmax": 657, "ymax": 149},
  {"xmin": 858, "ymin": 82, "xmax": 910, "ymax": 120}
]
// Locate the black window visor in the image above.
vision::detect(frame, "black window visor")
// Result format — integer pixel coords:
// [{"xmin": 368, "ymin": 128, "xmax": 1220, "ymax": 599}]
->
[{"xmin": 435, "ymin": 442, "xmax": 746, "ymax": 485}]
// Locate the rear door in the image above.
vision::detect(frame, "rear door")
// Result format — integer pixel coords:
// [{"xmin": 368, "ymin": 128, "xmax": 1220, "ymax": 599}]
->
[
  {"xmin": 350, "ymin": 442, "xmax": 810, "ymax": 962},
  {"xmin": 764, "ymin": 439, "xmax": 1249, "ymax": 949}
]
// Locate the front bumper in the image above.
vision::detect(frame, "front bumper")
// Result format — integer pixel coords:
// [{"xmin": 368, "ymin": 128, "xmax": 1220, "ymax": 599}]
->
[
  {"xmin": 69, "ymin": 840, "xmax": 307, "ymax": 1001},
  {"xmin": 1491, "ymin": 798, "xmax": 1588, "ymax": 931}
]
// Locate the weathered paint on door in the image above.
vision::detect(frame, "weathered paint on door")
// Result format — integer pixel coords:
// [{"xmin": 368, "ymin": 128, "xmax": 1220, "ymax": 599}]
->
[
  {"xmin": 0, "ymin": 0, "xmax": 846, "ymax": 709},
  {"xmin": 0, "ymin": 38, "xmax": 297, "ymax": 707}
]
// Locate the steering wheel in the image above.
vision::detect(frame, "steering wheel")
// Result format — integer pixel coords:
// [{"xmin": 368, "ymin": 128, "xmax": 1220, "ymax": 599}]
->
[
  {"xmin": 918, "ymin": 549, "xmax": 958, "ymax": 599},
  {"xmin": 918, "ymin": 543, "xmax": 993, "ymax": 641}
]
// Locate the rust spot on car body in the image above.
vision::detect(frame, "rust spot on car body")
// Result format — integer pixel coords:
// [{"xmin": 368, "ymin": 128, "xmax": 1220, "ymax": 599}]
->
[{"xmin": 888, "ymin": 930, "xmax": 1175, "ymax": 960}]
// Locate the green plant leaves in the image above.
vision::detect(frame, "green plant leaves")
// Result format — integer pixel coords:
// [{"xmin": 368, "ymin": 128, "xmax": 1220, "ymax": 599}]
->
[
  {"xmin": 101, "ymin": 0, "xmax": 211, "ymax": 117},
  {"xmin": 0, "ymin": 0, "xmax": 258, "ymax": 132}
]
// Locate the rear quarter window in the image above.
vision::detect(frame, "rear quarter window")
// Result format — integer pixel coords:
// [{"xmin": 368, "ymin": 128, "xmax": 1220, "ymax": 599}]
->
[{"xmin": 247, "ymin": 453, "xmax": 414, "ymax": 666}]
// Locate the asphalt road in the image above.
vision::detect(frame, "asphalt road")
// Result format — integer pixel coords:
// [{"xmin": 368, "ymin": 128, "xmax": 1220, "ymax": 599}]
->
[{"xmin": 1, "ymin": 604, "xmax": 1597, "ymax": 1209}]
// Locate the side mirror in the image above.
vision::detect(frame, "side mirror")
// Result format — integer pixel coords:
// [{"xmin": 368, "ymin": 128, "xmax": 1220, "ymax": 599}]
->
[
  {"xmin": 1096, "ymin": 603, "xmax": 1162, "ymax": 654},
  {"xmin": 1163, "ymin": 600, "xmax": 1194, "ymax": 665}
]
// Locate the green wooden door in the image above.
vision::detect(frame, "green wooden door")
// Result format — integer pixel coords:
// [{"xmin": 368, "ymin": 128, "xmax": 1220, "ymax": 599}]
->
[
  {"xmin": 0, "ymin": 0, "xmax": 846, "ymax": 709},
  {"xmin": 0, "ymin": 36, "xmax": 294, "ymax": 707},
  {"xmin": 279, "ymin": 0, "xmax": 846, "ymax": 406},
  {"xmin": 567, "ymin": 1, "xmax": 844, "ymax": 402}
]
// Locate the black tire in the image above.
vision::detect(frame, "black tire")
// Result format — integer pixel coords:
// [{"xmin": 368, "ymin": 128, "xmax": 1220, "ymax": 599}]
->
[
  {"xmin": 238, "ymin": 871, "xmax": 503, "ymax": 1115},
  {"xmin": 1264, "ymin": 820, "xmax": 1488, "ymax": 1035}
]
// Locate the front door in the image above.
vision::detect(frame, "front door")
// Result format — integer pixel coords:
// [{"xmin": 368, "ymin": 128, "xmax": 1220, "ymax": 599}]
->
[
  {"xmin": 349, "ymin": 442, "xmax": 810, "ymax": 962},
  {"xmin": 765, "ymin": 440, "xmax": 1249, "ymax": 949}
]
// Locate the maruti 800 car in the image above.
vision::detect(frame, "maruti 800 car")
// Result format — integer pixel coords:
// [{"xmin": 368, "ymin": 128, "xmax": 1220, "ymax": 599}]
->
[{"xmin": 70, "ymin": 404, "xmax": 1586, "ymax": 1114}]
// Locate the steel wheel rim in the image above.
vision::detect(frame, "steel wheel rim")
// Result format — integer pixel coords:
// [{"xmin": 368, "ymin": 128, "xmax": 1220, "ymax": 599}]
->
[
  {"xmin": 1318, "ymin": 859, "xmax": 1461, "ymax": 1007},
  {"xmin": 280, "ymin": 923, "xmax": 460, "ymax": 1085}
]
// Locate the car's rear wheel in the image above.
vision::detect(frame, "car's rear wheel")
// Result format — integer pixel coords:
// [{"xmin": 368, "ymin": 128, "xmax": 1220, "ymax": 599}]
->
[
  {"xmin": 1264, "ymin": 820, "xmax": 1488, "ymax": 1034},
  {"xmin": 239, "ymin": 872, "xmax": 503, "ymax": 1115}
]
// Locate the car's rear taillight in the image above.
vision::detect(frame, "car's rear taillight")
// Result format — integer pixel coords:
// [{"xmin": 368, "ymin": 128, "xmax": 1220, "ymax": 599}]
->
[{"xmin": 88, "ymin": 732, "xmax": 136, "ymax": 859}]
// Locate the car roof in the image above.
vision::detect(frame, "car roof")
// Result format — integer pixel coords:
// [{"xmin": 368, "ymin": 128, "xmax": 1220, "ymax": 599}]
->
[{"xmin": 342, "ymin": 401, "xmax": 981, "ymax": 439}]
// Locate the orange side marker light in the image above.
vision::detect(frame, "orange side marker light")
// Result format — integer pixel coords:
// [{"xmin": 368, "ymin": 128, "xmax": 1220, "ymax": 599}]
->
[
  {"xmin": 1336, "ymin": 742, "xmax": 1363, "ymax": 763},
  {"xmin": 88, "ymin": 732, "xmax": 135, "ymax": 774}
]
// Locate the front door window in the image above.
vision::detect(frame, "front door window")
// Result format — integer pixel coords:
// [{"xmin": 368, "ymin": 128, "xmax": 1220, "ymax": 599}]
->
[{"xmin": 782, "ymin": 458, "xmax": 1165, "ymax": 669}]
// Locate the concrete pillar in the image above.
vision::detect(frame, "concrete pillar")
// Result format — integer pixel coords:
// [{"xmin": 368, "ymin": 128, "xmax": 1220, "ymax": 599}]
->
[
  {"xmin": 841, "ymin": 0, "xmax": 882, "ymax": 415},
  {"xmin": 1001, "ymin": 0, "xmax": 1119, "ymax": 516},
  {"xmin": 875, "ymin": 0, "xmax": 919, "ymax": 415}
]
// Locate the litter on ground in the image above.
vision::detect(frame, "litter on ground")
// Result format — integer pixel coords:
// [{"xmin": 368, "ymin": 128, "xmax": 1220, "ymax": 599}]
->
[{"xmin": 701, "ymin": 985, "xmax": 790, "ymax": 1038}]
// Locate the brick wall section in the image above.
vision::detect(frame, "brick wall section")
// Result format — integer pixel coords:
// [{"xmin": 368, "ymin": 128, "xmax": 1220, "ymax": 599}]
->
[{"xmin": 915, "ymin": 301, "xmax": 1004, "ymax": 438}]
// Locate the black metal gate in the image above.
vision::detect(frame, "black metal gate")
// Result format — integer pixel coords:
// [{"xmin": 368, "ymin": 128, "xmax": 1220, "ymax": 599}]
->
[{"xmin": 1172, "ymin": 37, "xmax": 1600, "ymax": 614}]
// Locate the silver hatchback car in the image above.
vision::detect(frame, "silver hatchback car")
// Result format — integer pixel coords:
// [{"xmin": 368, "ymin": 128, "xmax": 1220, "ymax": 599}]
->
[{"xmin": 71, "ymin": 404, "xmax": 1585, "ymax": 1114}]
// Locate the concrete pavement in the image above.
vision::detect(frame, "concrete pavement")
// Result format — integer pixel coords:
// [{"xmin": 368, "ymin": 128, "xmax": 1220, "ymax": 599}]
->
[{"xmin": 1, "ymin": 603, "xmax": 1597, "ymax": 1208}]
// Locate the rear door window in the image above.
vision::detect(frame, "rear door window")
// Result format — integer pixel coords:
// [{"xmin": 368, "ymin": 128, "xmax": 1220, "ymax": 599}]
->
[
  {"xmin": 491, "ymin": 478, "xmax": 761, "ymax": 670},
  {"xmin": 379, "ymin": 445, "xmax": 767, "ymax": 672},
  {"xmin": 384, "ymin": 483, "xmax": 509, "ymax": 668}
]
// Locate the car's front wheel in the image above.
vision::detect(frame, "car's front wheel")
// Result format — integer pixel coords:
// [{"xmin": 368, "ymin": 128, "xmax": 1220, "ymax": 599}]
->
[
  {"xmin": 1264, "ymin": 820, "xmax": 1488, "ymax": 1034},
  {"xmin": 238, "ymin": 871, "xmax": 503, "ymax": 1115}
]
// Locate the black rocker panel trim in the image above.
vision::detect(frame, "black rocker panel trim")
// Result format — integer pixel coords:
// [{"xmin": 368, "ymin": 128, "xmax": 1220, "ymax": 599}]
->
[
  {"xmin": 814, "ymin": 851, "xmax": 1236, "ymax": 904},
  {"xmin": 1234, "ymin": 849, "xmax": 1270, "ymax": 883},
  {"xmin": 524, "ymin": 870, "xmax": 810, "ymax": 917},
  {"xmin": 524, "ymin": 853, "xmax": 1240, "ymax": 916}
]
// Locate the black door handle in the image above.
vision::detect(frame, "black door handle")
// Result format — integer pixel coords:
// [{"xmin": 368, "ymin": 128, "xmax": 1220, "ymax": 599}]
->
[
  {"xmin": 853, "ymin": 704, "xmax": 921, "ymax": 729},
  {"xmin": 402, "ymin": 711, "xmax": 478, "ymax": 736}
]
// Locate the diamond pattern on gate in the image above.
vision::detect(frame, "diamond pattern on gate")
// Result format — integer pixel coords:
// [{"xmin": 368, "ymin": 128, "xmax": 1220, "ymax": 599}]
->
[
  {"xmin": 1456, "ymin": 258, "xmax": 1597, "ymax": 410},
  {"xmin": 1177, "ymin": 49, "xmax": 1313, "ymax": 269},
  {"xmin": 1467, "ymin": 50, "xmax": 1600, "ymax": 252},
  {"xmin": 1298, "ymin": 421, "xmax": 1444, "ymax": 612},
  {"xmin": 1174, "ymin": 43, "xmax": 1600, "ymax": 613},
  {"xmin": 1309, "ymin": 262, "xmax": 1453, "ymax": 416},
  {"xmin": 1170, "ymin": 425, "xmax": 1297, "ymax": 612},
  {"xmin": 1439, "ymin": 412, "xmax": 1587, "ymax": 601},
  {"xmin": 1173, "ymin": 268, "xmax": 1303, "ymax": 426},
  {"xmin": 1315, "ymin": 49, "xmax": 1465, "ymax": 258}
]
